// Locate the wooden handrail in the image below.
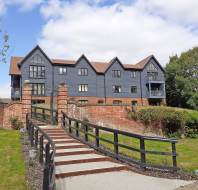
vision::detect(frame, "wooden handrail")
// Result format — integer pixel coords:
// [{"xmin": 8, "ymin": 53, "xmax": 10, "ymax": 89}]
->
[
  {"xmin": 26, "ymin": 114, "xmax": 56, "ymax": 190},
  {"xmin": 61, "ymin": 111, "xmax": 177, "ymax": 171}
]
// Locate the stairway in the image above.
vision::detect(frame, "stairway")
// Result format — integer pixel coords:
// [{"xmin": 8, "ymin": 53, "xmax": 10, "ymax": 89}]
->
[
  {"xmin": 42, "ymin": 127, "xmax": 127, "ymax": 185},
  {"xmin": 40, "ymin": 127, "xmax": 192, "ymax": 190}
]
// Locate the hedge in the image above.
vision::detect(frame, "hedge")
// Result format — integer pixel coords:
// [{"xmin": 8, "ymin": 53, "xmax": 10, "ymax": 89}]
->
[{"xmin": 127, "ymin": 106, "xmax": 198, "ymax": 137}]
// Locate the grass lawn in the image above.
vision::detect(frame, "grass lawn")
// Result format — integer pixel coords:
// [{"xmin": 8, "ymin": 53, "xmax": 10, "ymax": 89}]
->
[
  {"xmin": 88, "ymin": 132, "xmax": 198, "ymax": 172},
  {"xmin": 0, "ymin": 129, "xmax": 27, "ymax": 190}
]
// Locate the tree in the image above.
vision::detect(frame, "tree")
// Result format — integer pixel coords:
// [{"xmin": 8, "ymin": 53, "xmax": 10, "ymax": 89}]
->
[
  {"xmin": 165, "ymin": 47, "xmax": 198, "ymax": 110},
  {"xmin": 0, "ymin": 29, "xmax": 9, "ymax": 63}
]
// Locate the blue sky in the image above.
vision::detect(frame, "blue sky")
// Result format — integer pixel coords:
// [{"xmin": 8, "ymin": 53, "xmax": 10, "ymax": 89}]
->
[{"xmin": 0, "ymin": 0, "xmax": 198, "ymax": 98}]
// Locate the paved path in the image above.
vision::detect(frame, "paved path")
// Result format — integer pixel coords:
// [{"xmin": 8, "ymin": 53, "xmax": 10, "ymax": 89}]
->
[{"xmin": 40, "ymin": 126, "xmax": 193, "ymax": 190}]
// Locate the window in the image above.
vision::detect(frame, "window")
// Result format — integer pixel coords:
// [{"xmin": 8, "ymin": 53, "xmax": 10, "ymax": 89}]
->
[
  {"xmin": 113, "ymin": 100, "xmax": 122, "ymax": 105},
  {"xmin": 59, "ymin": 67, "xmax": 67, "ymax": 75},
  {"xmin": 29, "ymin": 65, "xmax": 45, "ymax": 78},
  {"xmin": 147, "ymin": 63, "xmax": 158, "ymax": 71},
  {"xmin": 147, "ymin": 72, "xmax": 158, "ymax": 80},
  {"xmin": 30, "ymin": 54, "xmax": 45, "ymax": 64},
  {"xmin": 113, "ymin": 85, "xmax": 121, "ymax": 93},
  {"xmin": 78, "ymin": 84, "xmax": 88, "ymax": 92},
  {"xmin": 32, "ymin": 83, "xmax": 45, "ymax": 96},
  {"xmin": 78, "ymin": 100, "xmax": 88, "ymax": 104},
  {"xmin": 131, "ymin": 71, "xmax": 136, "ymax": 78},
  {"xmin": 98, "ymin": 100, "xmax": 104, "ymax": 104},
  {"xmin": 131, "ymin": 86, "xmax": 137, "ymax": 94},
  {"xmin": 78, "ymin": 68, "xmax": 88, "ymax": 76},
  {"xmin": 112, "ymin": 70, "xmax": 121, "ymax": 78},
  {"xmin": 32, "ymin": 99, "xmax": 45, "ymax": 105},
  {"xmin": 131, "ymin": 101, "xmax": 138, "ymax": 106}
]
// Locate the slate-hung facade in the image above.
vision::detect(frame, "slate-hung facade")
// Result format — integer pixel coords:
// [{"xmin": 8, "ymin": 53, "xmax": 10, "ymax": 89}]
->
[{"xmin": 9, "ymin": 46, "xmax": 166, "ymax": 106}]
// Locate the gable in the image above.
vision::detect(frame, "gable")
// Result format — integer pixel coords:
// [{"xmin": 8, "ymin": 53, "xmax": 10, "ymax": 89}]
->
[
  {"xmin": 19, "ymin": 45, "xmax": 52, "ymax": 67},
  {"xmin": 144, "ymin": 57, "xmax": 165, "ymax": 73}
]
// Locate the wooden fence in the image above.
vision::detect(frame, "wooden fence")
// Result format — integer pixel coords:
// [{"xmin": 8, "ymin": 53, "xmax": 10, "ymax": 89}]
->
[
  {"xmin": 26, "ymin": 114, "xmax": 56, "ymax": 190},
  {"xmin": 61, "ymin": 111, "xmax": 178, "ymax": 171}
]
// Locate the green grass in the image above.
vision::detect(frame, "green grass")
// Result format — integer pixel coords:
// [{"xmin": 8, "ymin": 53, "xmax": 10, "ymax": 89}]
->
[
  {"xmin": 87, "ymin": 131, "xmax": 198, "ymax": 172},
  {"xmin": 0, "ymin": 129, "xmax": 27, "ymax": 190}
]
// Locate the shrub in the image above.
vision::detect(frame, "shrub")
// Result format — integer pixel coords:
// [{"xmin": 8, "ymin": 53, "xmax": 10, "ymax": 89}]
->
[
  {"xmin": 128, "ymin": 106, "xmax": 188, "ymax": 136},
  {"xmin": 185, "ymin": 110, "xmax": 198, "ymax": 138},
  {"xmin": 9, "ymin": 117, "xmax": 23, "ymax": 130}
]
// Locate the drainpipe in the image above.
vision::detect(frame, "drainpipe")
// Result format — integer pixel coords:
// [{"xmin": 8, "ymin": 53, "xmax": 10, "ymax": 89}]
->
[
  {"xmin": 104, "ymin": 74, "xmax": 107, "ymax": 104},
  {"xmin": 139, "ymin": 71, "xmax": 143, "ymax": 106}
]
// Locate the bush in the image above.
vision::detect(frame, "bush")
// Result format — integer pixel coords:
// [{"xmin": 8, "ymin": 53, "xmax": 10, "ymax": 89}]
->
[
  {"xmin": 9, "ymin": 117, "xmax": 23, "ymax": 130},
  {"xmin": 185, "ymin": 110, "xmax": 198, "ymax": 138},
  {"xmin": 128, "ymin": 106, "xmax": 189, "ymax": 136}
]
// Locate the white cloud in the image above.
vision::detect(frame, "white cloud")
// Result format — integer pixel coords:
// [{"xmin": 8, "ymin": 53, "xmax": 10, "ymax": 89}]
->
[
  {"xmin": 0, "ymin": 83, "xmax": 10, "ymax": 98},
  {"xmin": 137, "ymin": 0, "xmax": 198, "ymax": 26},
  {"xmin": 38, "ymin": 0, "xmax": 198, "ymax": 65},
  {"xmin": 0, "ymin": 0, "xmax": 42, "ymax": 14}
]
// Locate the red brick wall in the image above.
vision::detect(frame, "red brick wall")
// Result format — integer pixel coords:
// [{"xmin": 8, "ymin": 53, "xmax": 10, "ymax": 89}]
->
[
  {"xmin": 68, "ymin": 96, "xmax": 149, "ymax": 106},
  {"xmin": 66, "ymin": 103, "xmax": 145, "ymax": 134},
  {"xmin": 2, "ymin": 102, "xmax": 22, "ymax": 128},
  {"xmin": 0, "ymin": 103, "xmax": 6, "ymax": 127}
]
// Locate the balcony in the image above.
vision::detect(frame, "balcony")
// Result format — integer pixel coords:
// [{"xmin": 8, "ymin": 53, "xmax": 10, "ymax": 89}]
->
[{"xmin": 149, "ymin": 90, "xmax": 165, "ymax": 98}]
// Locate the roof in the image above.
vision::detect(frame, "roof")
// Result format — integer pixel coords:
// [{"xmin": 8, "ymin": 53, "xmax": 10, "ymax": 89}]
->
[{"xmin": 9, "ymin": 49, "xmax": 162, "ymax": 75}]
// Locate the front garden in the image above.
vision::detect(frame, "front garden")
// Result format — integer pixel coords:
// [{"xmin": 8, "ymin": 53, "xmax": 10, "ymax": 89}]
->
[{"xmin": 0, "ymin": 129, "xmax": 26, "ymax": 190}]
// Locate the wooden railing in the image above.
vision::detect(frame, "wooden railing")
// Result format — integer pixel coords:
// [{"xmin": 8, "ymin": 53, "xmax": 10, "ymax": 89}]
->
[
  {"xmin": 31, "ymin": 106, "xmax": 58, "ymax": 125},
  {"xmin": 26, "ymin": 114, "xmax": 56, "ymax": 190},
  {"xmin": 61, "ymin": 111, "xmax": 178, "ymax": 171}
]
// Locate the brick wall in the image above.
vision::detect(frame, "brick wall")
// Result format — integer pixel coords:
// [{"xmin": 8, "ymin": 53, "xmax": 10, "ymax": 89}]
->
[
  {"xmin": 68, "ymin": 96, "xmax": 149, "ymax": 106},
  {"xmin": 2, "ymin": 102, "xmax": 22, "ymax": 128},
  {"xmin": 0, "ymin": 103, "xmax": 6, "ymax": 127},
  {"xmin": 65, "ymin": 103, "xmax": 145, "ymax": 134},
  {"xmin": 1, "ymin": 81, "xmax": 32, "ymax": 128}
]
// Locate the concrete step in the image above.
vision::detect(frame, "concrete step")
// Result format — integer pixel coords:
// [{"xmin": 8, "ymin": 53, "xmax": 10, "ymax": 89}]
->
[
  {"xmin": 56, "ymin": 150, "xmax": 95, "ymax": 157},
  {"xmin": 55, "ymin": 153, "xmax": 107, "ymax": 162},
  {"xmin": 55, "ymin": 161, "xmax": 127, "ymax": 178},
  {"xmin": 55, "ymin": 156, "xmax": 111, "ymax": 166},
  {"xmin": 56, "ymin": 144, "xmax": 88, "ymax": 149},
  {"xmin": 54, "ymin": 143, "xmax": 83, "ymax": 147}
]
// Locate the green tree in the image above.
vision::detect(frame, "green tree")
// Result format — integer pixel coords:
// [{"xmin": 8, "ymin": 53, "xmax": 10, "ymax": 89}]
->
[
  {"xmin": 0, "ymin": 29, "xmax": 9, "ymax": 63},
  {"xmin": 165, "ymin": 47, "xmax": 198, "ymax": 110}
]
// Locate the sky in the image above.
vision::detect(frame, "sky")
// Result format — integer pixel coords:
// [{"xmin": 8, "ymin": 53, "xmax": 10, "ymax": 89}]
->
[{"xmin": 0, "ymin": 0, "xmax": 198, "ymax": 98}]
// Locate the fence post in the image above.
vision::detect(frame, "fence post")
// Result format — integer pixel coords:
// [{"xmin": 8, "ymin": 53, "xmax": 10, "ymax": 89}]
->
[
  {"xmin": 76, "ymin": 122, "xmax": 79, "ymax": 137},
  {"xmin": 140, "ymin": 137, "xmax": 146, "ymax": 169},
  {"xmin": 114, "ymin": 131, "xmax": 119, "ymax": 156},
  {"xmin": 39, "ymin": 135, "xmax": 44, "ymax": 164},
  {"xmin": 69, "ymin": 119, "xmax": 72, "ymax": 133},
  {"xmin": 85, "ymin": 125, "xmax": 88, "ymax": 141},
  {"xmin": 95, "ymin": 128, "xmax": 99, "ymax": 148},
  {"xmin": 26, "ymin": 114, "xmax": 29, "ymax": 130},
  {"xmin": 172, "ymin": 141, "xmax": 177, "ymax": 171},
  {"xmin": 30, "ymin": 125, "xmax": 34, "ymax": 147},
  {"xmin": 35, "ymin": 129, "xmax": 39, "ymax": 149},
  {"xmin": 43, "ymin": 142, "xmax": 50, "ymax": 190},
  {"xmin": 42, "ymin": 109, "xmax": 45, "ymax": 121}
]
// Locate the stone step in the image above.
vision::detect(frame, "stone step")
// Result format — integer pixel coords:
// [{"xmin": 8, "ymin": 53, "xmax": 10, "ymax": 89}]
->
[
  {"xmin": 55, "ymin": 153, "xmax": 106, "ymax": 162},
  {"xmin": 55, "ymin": 157, "xmax": 111, "ymax": 166},
  {"xmin": 54, "ymin": 143, "xmax": 82, "ymax": 146},
  {"xmin": 55, "ymin": 161, "xmax": 127, "ymax": 178},
  {"xmin": 56, "ymin": 144, "xmax": 88, "ymax": 149},
  {"xmin": 56, "ymin": 150, "xmax": 95, "ymax": 157}
]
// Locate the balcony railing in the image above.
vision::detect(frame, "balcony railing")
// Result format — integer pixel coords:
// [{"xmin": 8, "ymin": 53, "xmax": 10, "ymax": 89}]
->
[{"xmin": 150, "ymin": 90, "xmax": 164, "ymax": 97}]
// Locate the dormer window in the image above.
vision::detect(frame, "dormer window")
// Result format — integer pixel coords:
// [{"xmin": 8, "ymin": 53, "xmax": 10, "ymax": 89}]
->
[
  {"xmin": 78, "ymin": 68, "xmax": 88, "ymax": 76},
  {"xmin": 112, "ymin": 70, "xmax": 121, "ymax": 78}
]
